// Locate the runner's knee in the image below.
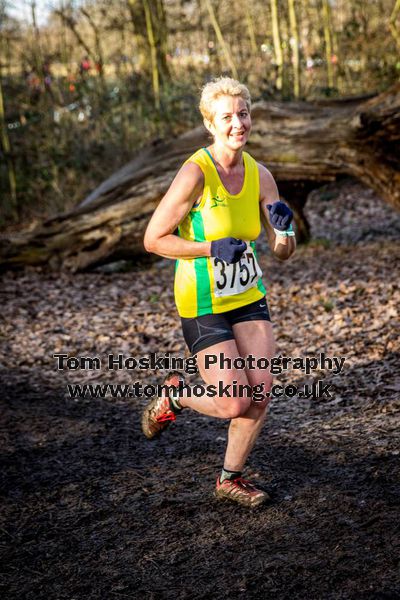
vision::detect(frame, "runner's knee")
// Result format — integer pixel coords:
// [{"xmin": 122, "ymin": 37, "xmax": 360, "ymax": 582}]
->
[
  {"xmin": 251, "ymin": 376, "xmax": 273, "ymax": 409},
  {"xmin": 222, "ymin": 397, "xmax": 252, "ymax": 419},
  {"xmin": 260, "ymin": 375, "xmax": 273, "ymax": 392}
]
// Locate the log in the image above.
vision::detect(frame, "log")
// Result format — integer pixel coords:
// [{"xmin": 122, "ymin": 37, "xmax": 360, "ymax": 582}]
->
[{"xmin": 1, "ymin": 84, "xmax": 399, "ymax": 271}]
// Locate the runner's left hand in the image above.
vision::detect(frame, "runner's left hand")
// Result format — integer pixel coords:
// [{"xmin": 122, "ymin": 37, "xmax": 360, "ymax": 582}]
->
[{"xmin": 267, "ymin": 201, "xmax": 293, "ymax": 231}]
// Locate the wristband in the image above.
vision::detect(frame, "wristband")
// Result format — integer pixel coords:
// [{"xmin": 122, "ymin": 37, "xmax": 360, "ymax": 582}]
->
[
  {"xmin": 286, "ymin": 223, "xmax": 295, "ymax": 237},
  {"xmin": 274, "ymin": 224, "xmax": 295, "ymax": 237}
]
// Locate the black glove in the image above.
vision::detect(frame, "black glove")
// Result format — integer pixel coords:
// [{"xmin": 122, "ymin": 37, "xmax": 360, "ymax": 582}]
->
[
  {"xmin": 211, "ymin": 237, "xmax": 247, "ymax": 264},
  {"xmin": 267, "ymin": 201, "xmax": 293, "ymax": 231}
]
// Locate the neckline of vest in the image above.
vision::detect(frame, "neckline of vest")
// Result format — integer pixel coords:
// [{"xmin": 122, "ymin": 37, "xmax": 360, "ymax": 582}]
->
[{"xmin": 202, "ymin": 147, "xmax": 247, "ymax": 198}]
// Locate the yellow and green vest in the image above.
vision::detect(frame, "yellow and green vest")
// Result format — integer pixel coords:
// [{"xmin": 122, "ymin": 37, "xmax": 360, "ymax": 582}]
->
[{"xmin": 174, "ymin": 148, "xmax": 266, "ymax": 318}]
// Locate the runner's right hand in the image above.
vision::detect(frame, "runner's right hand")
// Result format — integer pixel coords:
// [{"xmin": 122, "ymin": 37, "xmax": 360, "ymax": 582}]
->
[{"xmin": 211, "ymin": 237, "xmax": 247, "ymax": 264}]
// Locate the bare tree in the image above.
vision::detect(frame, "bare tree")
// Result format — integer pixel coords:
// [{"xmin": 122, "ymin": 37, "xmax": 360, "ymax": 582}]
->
[
  {"xmin": 322, "ymin": 0, "xmax": 334, "ymax": 89},
  {"xmin": 288, "ymin": 0, "xmax": 300, "ymax": 98},
  {"xmin": 245, "ymin": 7, "xmax": 258, "ymax": 56},
  {"xmin": 0, "ymin": 63, "xmax": 17, "ymax": 216},
  {"xmin": 30, "ymin": 0, "xmax": 44, "ymax": 75},
  {"xmin": 79, "ymin": 6, "xmax": 106, "ymax": 90},
  {"xmin": 270, "ymin": 0, "xmax": 284, "ymax": 91},
  {"xmin": 142, "ymin": 0, "xmax": 161, "ymax": 109},
  {"xmin": 55, "ymin": 7, "xmax": 97, "ymax": 68},
  {"xmin": 203, "ymin": 0, "xmax": 238, "ymax": 79},
  {"xmin": 389, "ymin": 0, "xmax": 400, "ymax": 48}
]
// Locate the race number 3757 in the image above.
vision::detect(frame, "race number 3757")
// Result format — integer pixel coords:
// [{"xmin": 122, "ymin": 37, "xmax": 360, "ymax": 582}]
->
[{"xmin": 212, "ymin": 245, "xmax": 262, "ymax": 297}]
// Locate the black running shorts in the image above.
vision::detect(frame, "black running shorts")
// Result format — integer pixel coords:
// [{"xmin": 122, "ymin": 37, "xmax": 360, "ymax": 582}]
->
[{"xmin": 181, "ymin": 297, "xmax": 271, "ymax": 355}]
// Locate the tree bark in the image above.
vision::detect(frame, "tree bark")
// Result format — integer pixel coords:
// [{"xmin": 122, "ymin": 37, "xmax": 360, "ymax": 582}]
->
[
  {"xmin": 142, "ymin": 0, "xmax": 160, "ymax": 109},
  {"xmin": 389, "ymin": 0, "xmax": 400, "ymax": 49},
  {"xmin": 0, "ymin": 63, "xmax": 17, "ymax": 217},
  {"xmin": 30, "ymin": 1, "xmax": 44, "ymax": 79},
  {"xmin": 288, "ymin": 0, "xmax": 300, "ymax": 98},
  {"xmin": 245, "ymin": 9, "xmax": 258, "ymax": 56},
  {"xmin": 1, "ymin": 85, "xmax": 399, "ymax": 272},
  {"xmin": 322, "ymin": 0, "xmax": 334, "ymax": 90},
  {"xmin": 270, "ymin": 0, "xmax": 283, "ymax": 91}
]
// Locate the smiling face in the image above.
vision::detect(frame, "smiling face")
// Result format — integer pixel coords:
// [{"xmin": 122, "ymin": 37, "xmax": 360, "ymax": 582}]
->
[{"xmin": 205, "ymin": 95, "xmax": 251, "ymax": 151}]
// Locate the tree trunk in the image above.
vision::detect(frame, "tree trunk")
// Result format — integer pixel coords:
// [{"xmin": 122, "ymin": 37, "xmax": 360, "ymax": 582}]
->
[
  {"xmin": 203, "ymin": 0, "xmax": 238, "ymax": 79},
  {"xmin": 322, "ymin": 0, "xmax": 334, "ymax": 90},
  {"xmin": 0, "ymin": 63, "xmax": 17, "ymax": 218},
  {"xmin": 155, "ymin": 0, "xmax": 170, "ymax": 82},
  {"xmin": 245, "ymin": 9, "xmax": 258, "ymax": 56},
  {"xmin": 288, "ymin": 0, "xmax": 300, "ymax": 98},
  {"xmin": 270, "ymin": 0, "xmax": 283, "ymax": 91},
  {"xmin": 389, "ymin": 0, "xmax": 400, "ymax": 49},
  {"xmin": 142, "ymin": 0, "xmax": 160, "ymax": 109},
  {"xmin": 30, "ymin": 1, "xmax": 44, "ymax": 79},
  {"xmin": 1, "ymin": 85, "xmax": 399, "ymax": 272}
]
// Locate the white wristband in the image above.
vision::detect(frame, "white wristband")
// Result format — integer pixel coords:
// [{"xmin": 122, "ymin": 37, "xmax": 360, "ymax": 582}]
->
[
  {"xmin": 273, "ymin": 223, "xmax": 295, "ymax": 237},
  {"xmin": 274, "ymin": 228, "xmax": 288, "ymax": 237}
]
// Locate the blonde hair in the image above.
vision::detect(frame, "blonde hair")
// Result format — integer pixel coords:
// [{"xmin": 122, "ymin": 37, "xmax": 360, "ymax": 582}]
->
[{"xmin": 199, "ymin": 77, "xmax": 251, "ymax": 123}]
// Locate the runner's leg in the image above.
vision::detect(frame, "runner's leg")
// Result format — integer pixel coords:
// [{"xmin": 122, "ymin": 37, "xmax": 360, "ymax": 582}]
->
[{"xmin": 223, "ymin": 320, "xmax": 276, "ymax": 471}]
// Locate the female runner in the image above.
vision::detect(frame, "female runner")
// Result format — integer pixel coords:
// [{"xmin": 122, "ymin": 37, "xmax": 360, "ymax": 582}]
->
[{"xmin": 142, "ymin": 77, "xmax": 296, "ymax": 508}]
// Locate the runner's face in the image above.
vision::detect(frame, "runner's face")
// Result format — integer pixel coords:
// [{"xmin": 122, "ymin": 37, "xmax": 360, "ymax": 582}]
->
[{"xmin": 207, "ymin": 96, "xmax": 251, "ymax": 150}]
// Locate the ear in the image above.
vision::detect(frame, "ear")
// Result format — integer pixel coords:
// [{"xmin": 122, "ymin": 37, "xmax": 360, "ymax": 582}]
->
[{"xmin": 203, "ymin": 118, "xmax": 214, "ymax": 135}]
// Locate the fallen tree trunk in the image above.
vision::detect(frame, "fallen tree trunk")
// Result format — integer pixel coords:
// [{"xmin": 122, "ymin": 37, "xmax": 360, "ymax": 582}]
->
[{"xmin": 1, "ymin": 84, "xmax": 399, "ymax": 271}]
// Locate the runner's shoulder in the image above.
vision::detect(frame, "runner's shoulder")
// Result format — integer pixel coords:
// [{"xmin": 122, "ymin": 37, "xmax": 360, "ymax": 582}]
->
[
  {"xmin": 178, "ymin": 160, "xmax": 204, "ymax": 186},
  {"xmin": 256, "ymin": 162, "xmax": 279, "ymax": 202},
  {"xmin": 257, "ymin": 162, "xmax": 276, "ymax": 185},
  {"xmin": 170, "ymin": 161, "xmax": 204, "ymax": 202}
]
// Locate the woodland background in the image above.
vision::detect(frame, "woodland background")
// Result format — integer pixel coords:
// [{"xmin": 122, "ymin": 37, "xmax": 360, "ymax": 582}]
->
[{"xmin": 1, "ymin": 0, "xmax": 400, "ymax": 228}]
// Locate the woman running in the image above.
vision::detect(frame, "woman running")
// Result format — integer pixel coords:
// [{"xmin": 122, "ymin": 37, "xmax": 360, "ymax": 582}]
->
[{"xmin": 142, "ymin": 77, "xmax": 296, "ymax": 508}]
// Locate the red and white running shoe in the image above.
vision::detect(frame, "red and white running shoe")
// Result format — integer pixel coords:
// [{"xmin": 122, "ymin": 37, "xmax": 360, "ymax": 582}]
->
[
  {"xmin": 215, "ymin": 476, "xmax": 270, "ymax": 508},
  {"xmin": 141, "ymin": 371, "xmax": 184, "ymax": 440}
]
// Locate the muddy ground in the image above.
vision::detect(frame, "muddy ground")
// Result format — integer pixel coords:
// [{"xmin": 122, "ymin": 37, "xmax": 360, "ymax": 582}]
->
[{"xmin": 1, "ymin": 179, "xmax": 399, "ymax": 599}]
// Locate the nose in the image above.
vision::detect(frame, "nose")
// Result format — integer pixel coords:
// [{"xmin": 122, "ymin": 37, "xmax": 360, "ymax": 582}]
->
[{"xmin": 231, "ymin": 113, "xmax": 243, "ymax": 129}]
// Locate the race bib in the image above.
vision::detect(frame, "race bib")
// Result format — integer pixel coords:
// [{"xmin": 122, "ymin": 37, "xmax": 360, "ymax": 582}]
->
[{"xmin": 212, "ymin": 244, "xmax": 262, "ymax": 297}]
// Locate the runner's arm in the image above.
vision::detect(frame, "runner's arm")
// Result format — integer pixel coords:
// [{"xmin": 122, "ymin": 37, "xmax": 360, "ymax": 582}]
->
[
  {"xmin": 144, "ymin": 162, "xmax": 211, "ymax": 260},
  {"xmin": 258, "ymin": 163, "xmax": 296, "ymax": 260}
]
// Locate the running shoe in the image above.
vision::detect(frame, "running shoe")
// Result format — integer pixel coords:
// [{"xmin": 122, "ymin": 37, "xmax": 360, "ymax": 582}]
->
[
  {"xmin": 141, "ymin": 371, "xmax": 184, "ymax": 439},
  {"xmin": 215, "ymin": 476, "xmax": 270, "ymax": 508}
]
